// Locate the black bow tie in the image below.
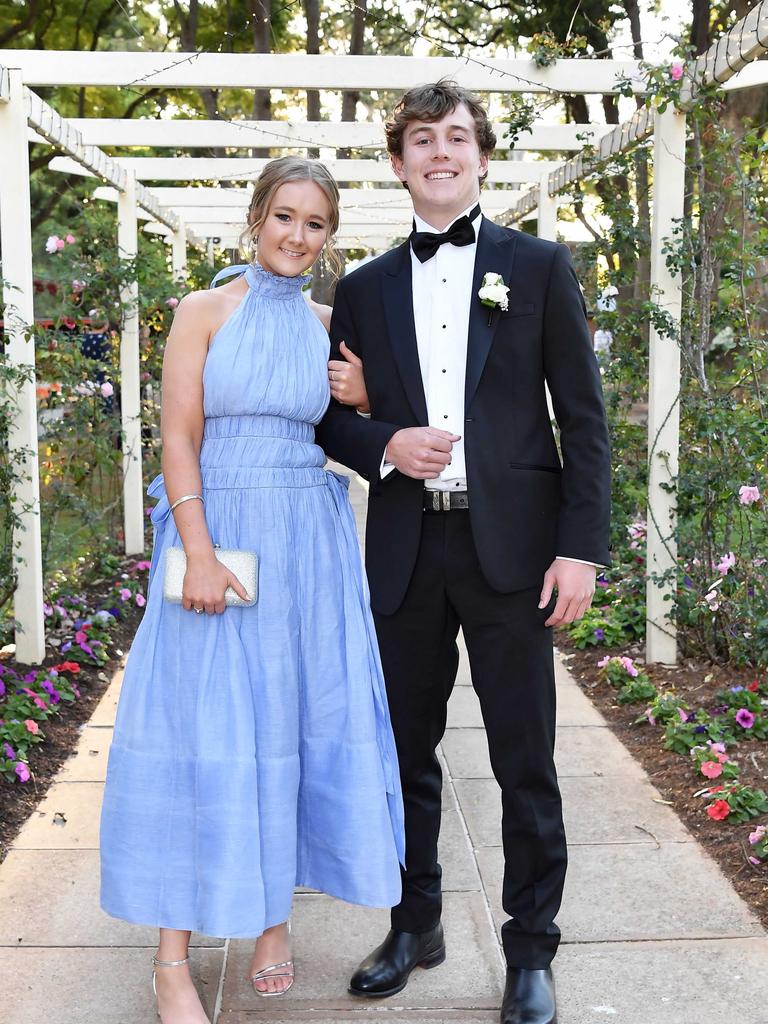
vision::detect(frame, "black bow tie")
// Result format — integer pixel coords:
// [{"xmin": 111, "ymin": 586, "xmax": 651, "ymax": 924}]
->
[{"xmin": 410, "ymin": 204, "xmax": 481, "ymax": 263}]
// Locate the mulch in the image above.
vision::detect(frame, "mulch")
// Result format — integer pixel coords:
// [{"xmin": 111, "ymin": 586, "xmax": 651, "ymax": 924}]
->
[
  {"xmin": 557, "ymin": 632, "xmax": 768, "ymax": 930},
  {"xmin": 0, "ymin": 607, "xmax": 142, "ymax": 860}
]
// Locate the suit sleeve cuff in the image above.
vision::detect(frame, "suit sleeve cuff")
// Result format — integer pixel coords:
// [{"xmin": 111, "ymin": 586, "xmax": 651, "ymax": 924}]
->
[{"xmin": 556, "ymin": 555, "xmax": 603, "ymax": 568}]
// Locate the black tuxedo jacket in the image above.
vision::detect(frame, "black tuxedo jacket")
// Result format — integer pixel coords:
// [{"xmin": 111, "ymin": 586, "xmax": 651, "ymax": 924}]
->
[{"xmin": 315, "ymin": 218, "xmax": 611, "ymax": 616}]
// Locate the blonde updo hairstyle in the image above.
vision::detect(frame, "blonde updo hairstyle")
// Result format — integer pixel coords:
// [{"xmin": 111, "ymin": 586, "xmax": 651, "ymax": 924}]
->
[{"xmin": 241, "ymin": 156, "xmax": 343, "ymax": 279}]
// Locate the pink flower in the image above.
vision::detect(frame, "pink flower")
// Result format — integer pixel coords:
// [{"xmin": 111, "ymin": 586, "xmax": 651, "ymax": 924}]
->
[
  {"xmin": 24, "ymin": 719, "xmax": 40, "ymax": 734},
  {"xmin": 45, "ymin": 235, "xmax": 60, "ymax": 253},
  {"xmin": 597, "ymin": 655, "xmax": 611, "ymax": 668},
  {"xmin": 735, "ymin": 708, "xmax": 755, "ymax": 729},
  {"xmin": 716, "ymin": 552, "xmax": 736, "ymax": 576},
  {"xmin": 135, "ymin": 593, "xmax": 146, "ymax": 607},
  {"xmin": 14, "ymin": 762, "xmax": 30, "ymax": 783},
  {"xmin": 65, "ymin": 233, "xmax": 75, "ymax": 244},
  {"xmin": 165, "ymin": 297, "xmax": 179, "ymax": 309},
  {"xmin": 748, "ymin": 825, "xmax": 766, "ymax": 844},
  {"xmin": 708, "ymin": 741, "xmax": 727, "ymax": 754},
  {"xmin": 56, "ymin": 238, "xmax": 66, "ymax": 250},
  {"xmin": 670, "ymin": 62, "xmax": 684, "ymax": 81},
  {"xmin": 700, "ymin": 760, "xmax": 723, "ymax": 779},
  {"xmin": 677, "ymin": 707, "xmax": 689, "ymax": 722},
  {"xmin": 749, "ymin": 856, "xmax": 761, "ymax": 865},
  {"xmin": 644, "ymin": 707, "xmax": 656, "ymax": 725},
  {"xmin": 738, "ymin": 485, "xmax": 760, "ymax": 505},
  {"xmin": 704, "ymin": 590, "xmax": 720, "ymax": 611},
  {"xmin": 619, "ymin": 656, "xmax": 639, "ymax": 678},
  {"xmin": 72, "ymin": 279, "xmax": 86, "ymax": 293},
  {"xmin": 100, "ymin": 382, "xmax": 114, "ymax": 398},
  {"xmin": 134, "ymin": 560, "xmax": 151, "ymax": 571},
  {"xmin": 119, "ymin": 587, "xmax": 132, "ymax": 602},
  {"xmin": 74, "ymin": 630, "xmax": 88, "ymax": 643}
]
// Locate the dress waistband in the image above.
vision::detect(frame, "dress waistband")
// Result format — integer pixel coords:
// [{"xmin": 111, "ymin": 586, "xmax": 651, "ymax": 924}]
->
[{"xmin": 203, "ymin": 414, "xmax": 315, "ymax": 443}]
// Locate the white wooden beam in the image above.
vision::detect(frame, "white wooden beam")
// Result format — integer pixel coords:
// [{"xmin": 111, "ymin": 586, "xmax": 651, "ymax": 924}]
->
[
  {"xmin": 0, "ymin": 63, "xmax": 10, "ymax": 102},
  {"xmin": 0, "ymin": 69, "xmax": 45, "ymax": 663},
  {"xmin": 51, "ymin": 153, "xmax": 559, "ymax": 186},
  {"xmin": 22, "ymin": 86, "xmax": 179, "ymax": 231},
  {"xmin": 117, "ymin": 174, "xmax": 145, "ymax": 557},
  {"xmin": 36, "ymin": 118, "xmax": 611, "ymax": 151},
  {"xmin": 645, "ymin": 108, "xmax": 686, "ymax": 666},
  {"xmin": 0, "ymin": 51, "xmax": 644, "ymax": 93},
  {"xmin": 679, "ymin": 1, "xmax": 768, "ymax": 105},
  {"xmin": 171, "ymin": 221, "xmax": 187, "ymax": 282}
]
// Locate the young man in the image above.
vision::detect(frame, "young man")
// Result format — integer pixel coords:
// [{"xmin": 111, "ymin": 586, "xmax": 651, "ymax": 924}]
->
[{"xmin": 316, "ymin": 81, "xmax": 611, "ymax": 1024}]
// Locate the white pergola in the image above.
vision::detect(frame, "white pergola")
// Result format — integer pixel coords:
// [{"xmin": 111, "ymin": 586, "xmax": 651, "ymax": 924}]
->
[{"xmin": 1, "ymin": 2, "xmax": 767, "ymax": 665}]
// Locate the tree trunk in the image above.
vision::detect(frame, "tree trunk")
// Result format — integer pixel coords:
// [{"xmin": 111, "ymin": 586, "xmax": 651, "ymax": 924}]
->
[
  {"xmin": 304, "ymin": 0, "xmax": 321, "ymax": 138},
  {"xmin": 251, "ymin": 0, "xmax": 272, "ymax": 158}
]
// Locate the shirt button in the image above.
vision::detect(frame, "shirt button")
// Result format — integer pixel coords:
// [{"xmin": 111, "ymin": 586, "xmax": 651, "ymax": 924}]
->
[
  {"xmin": 443, "ymin": 414, "xmax": 448, "ymax": 419},
  {"xmin": 442, "ymin": 324, "xmax": 447, "ymax": 329},
  {"xmin": 442, "ymin": 278, "xmax": 447, "ymax": 283},
  {"xmin": 442, "ymin": 369, "xmax": 447, "ymax": 373}
]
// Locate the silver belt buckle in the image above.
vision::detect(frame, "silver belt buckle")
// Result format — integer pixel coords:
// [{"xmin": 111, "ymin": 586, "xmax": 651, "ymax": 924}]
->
[{"xmin": 441, "ymin": 491, "xmax": 451, "ymax": 511}]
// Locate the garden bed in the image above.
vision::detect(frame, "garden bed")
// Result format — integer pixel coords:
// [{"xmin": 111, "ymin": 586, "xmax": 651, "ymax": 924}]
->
[
  {"xmin": 558, "ymin": 632, "xmax": 768, "ymax": 930},
  {"xmin": 0, "ymin": 559, "xmax": 148, "ymax": 860}
]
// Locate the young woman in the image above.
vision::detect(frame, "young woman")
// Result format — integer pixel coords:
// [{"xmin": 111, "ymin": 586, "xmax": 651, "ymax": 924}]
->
[{"xmin": 99, "ymin": 157, "xmax": 404, "ymax": 1024}]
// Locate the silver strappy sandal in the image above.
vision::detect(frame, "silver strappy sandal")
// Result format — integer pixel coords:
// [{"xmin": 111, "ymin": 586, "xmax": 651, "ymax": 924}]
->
[
  {"xmin": 250, "ymin": 921, "xmax": 294, "ymax": 997},
  {"xmin": 152, "ymin": 954, "xmax": 211, "ymax": 1021}
]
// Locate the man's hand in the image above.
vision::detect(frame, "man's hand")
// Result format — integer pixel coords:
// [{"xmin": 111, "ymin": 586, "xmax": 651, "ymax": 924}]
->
[
  {"xmin": 385, "ymin": 427, "xmax": 460, "ymax": 480},
  {"xmin": 539, "ymin": 558, "xmax": 596, "ymax": 627}
]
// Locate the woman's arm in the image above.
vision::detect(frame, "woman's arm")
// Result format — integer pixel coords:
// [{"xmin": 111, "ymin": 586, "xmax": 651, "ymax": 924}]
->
[{"xmin": 161, "ymin": 292, "xmax": 249, "ymax": 613}]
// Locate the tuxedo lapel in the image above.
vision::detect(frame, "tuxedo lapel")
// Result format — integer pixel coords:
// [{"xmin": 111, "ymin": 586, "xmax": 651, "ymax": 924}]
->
[
  {"xmin": 465, "ymin": 219, "xmax": 518, "ymax": 410},
  {"xmin": 382, "ymin": 241, "xmax": 429, "ymax": 425}
]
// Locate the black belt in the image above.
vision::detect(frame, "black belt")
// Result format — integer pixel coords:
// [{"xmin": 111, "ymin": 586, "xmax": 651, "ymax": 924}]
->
[{"xmin": 423, "ymin": 489, "xmax": 469, "ymax": 512}]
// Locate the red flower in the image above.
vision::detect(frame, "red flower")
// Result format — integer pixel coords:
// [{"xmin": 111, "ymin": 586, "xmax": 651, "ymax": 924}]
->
[
  {"xmin": 709, "ymin": 785, "xmax": 725, "ymax": 793},
  {"xmin": 706, "ymin": 799, "xmax": 731, "ymax": 821},
  {"xmin": 747, "ymin": 681, "xmax": 760, "ymax": 693},
  {"xmin": 53, "ymin": 661, "xmax": 80, "ymax": 674}
]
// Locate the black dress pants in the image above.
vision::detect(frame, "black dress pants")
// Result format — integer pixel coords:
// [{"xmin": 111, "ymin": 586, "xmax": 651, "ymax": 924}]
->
[{"xmin": 373, "ymin": 510, "xmax": 567, "ymax": 969}]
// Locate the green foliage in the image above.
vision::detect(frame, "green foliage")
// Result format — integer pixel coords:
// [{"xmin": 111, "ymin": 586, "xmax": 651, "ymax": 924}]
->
[{"xmin": 703, "ymin": 781, "xmax": 768, "ymax": 824}]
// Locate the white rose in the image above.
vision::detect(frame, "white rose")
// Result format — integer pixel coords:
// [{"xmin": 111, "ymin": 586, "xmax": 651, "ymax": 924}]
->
[{"xmin": 478, "ymin": 282, "xmax": 510, "ymax": 309}]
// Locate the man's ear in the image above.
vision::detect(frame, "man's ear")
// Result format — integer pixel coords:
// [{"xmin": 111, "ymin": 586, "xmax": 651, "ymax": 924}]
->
[
  {"xmin": 390, "ymin": 153, "xmax": 407, "ymax": 184},
  {"xmin": 478, "ymin": 151, "xmax": 489, "ymax": 182}
]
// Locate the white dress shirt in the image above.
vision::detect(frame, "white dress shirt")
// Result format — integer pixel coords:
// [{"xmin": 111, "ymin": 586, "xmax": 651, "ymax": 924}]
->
[{"xmin": 381, "ymin": 205, "xmax": 598, "ymax": 567}]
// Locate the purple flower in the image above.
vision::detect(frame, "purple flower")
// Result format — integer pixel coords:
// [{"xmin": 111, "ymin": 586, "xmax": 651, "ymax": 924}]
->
[
  {"xmin": 49, "ymin": 688, "xmax": 61, "ymax": 705},
  {"xmin": 730, "ymin": 685, "xmax": 744, "ymax": 693},
  {"xmin": 694, "ymin": 725, "xmax": 707, "ymax": 734},
  {"xmin": 711, "ymin": 705, "xmax": 729, "ymax": 716},
  {"xmin": 14, "ymin": 761, "xmax": 30, "ymax": 783},
  {"xmin": 735, "ymin": 708, "xmax": 755, "ymax": 729},
  {"xmin": 593, "ymin": 628, "xmax": 605, "ymax": 640},
  {"xmin": 683, "ymin": 575, "xmax": 693, "ymax": 589},
  {"xmin": 40, "ymin": 678, "xmax": 55, "ymax": 695},
  {"xmin": 60, "ymin": 641, "xmax": 72, "ymax": 653},
  {"xmin": 3, "ymin": 742, "xmax": 15, "ymax": 760},
  {"xmin": 0, "ymin": 679, "xmax": 5, "ymax": 697}
]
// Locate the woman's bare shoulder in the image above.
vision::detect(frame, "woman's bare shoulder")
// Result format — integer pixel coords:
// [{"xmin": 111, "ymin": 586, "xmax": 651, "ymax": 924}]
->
[{"xmin": 308, "ymin": 298, "xmax": 333, "ymax": 333}]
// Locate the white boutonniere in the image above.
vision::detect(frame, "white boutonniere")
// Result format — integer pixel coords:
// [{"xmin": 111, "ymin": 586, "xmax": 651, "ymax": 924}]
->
[{"xmin": 478, "ymin": 272, "xmax": 510, "ymax": 325}]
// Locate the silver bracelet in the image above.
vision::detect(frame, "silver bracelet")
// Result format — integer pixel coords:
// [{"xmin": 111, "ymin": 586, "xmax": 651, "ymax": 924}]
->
[{"xmin": 169, "ymin": 493, "xmax": 205, "ymax": 513}]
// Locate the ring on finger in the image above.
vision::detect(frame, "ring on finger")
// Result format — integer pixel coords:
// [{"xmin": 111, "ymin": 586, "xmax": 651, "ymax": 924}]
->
[{"xmin": 194, "ymin": 607, "xmax": 203, "ymax": 614}]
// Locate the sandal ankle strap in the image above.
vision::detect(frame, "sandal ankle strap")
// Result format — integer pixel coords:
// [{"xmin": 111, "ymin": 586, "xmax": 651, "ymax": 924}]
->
[{"xmin": 152, "ymin": 955, "xmax": 190, "ymax": 968}]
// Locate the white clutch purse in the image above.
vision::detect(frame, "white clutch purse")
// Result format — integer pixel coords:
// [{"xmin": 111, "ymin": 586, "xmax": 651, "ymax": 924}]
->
[{"xmin": 163, "ymin": 546, "xmax": 258, "ymax": 607}]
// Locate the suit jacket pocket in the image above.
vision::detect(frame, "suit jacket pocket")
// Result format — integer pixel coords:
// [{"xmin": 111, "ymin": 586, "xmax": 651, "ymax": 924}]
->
[
  {"xmin": 509, "ymin": 461, "xmax": 562, "ymax": 474},
  {"xmin": 499, "ymin": 303, "xmax": 536, "ymax": 319}
]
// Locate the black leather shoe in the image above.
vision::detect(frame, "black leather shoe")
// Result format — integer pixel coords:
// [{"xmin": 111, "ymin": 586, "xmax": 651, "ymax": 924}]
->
[
  {"xmin": 348, "ymin": 924, "xmax": 445, "ymax": 998},
  {"xmin": 500, "ymin": 967, "xmax": 557, "ymax": 1024}
]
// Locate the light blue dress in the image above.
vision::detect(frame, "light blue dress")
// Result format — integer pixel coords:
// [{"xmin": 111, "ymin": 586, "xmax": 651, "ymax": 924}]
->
[{"xmin": 100, "ymin": 262, "xmax": 405, "ymax": 938}]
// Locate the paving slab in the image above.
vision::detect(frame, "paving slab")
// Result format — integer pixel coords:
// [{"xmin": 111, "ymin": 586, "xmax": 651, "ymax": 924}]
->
[
  {"xmin": 476, "ymin": 843, "xmax": 763, "ymax": 943},
  {"xmin": 57, "ymin": 725, "xmax": 111, "ymax": 782},
  {"xmin": 554, "ymin": 681, "xmax": 607, "ymax": 727},
  {"xmin": 452, "ymin": 776, "xmax": 691, "ymax": 850},
  {"xmin": 446, "ymin": 683, "xmax": 483, "ymax": 729},
  {"xmin": 11, "ymin": 781, "xmax": 102, "ymax": 850},
  {"xmin": 555, "ymin": 937, "xmax": 768, "ymax": 1024},
  {"xmin": 0, "ymin": 849, "xmax": 222, "ymax": 948},
  {"xmin": 88, "ymin": 670, "xmax": 122, "ymax": 727},
  {"xmin": 219, "ymin": 1015, "xmax": 500, "ymax": 1023},
  {"xmin": 2, "ymin": 945, "xmax": 224, "ymax": 1024},
  {"xmin": 220, "ymin": 892, "xmax": 504, "ymax": 1014},
  {"xmin": 440, "ymin": 725, "xmax": 645, "ymax": 781}
]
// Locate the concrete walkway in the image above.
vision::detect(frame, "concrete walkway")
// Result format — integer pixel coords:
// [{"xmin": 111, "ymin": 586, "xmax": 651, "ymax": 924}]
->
[{"xmin": 2, "ymin": 471, "xmax": 767, "ymax": 1023}]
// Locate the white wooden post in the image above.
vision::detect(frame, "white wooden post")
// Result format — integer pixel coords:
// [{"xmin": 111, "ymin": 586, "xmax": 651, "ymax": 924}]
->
[
  {"xmin": 171, "ymin": 220, "xmax": 187, "ymax": 283},
  {"xmin": 0, "ymin": 70, "xmax": 45, "ymax": 663},
  {"xmin": 117, "ymin": 172, "xmax": 144, "ymax": 555},
  {"xmin": 206, "ymin": 238, "xmax": 214, "ymax": 264},
  {"xmin": 537, "ymin": 172, "xmax": 557, "ymax": 240},
  {"xmin": 646, "ymin": 107, "xmax": 686, "ymax": 665}
]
